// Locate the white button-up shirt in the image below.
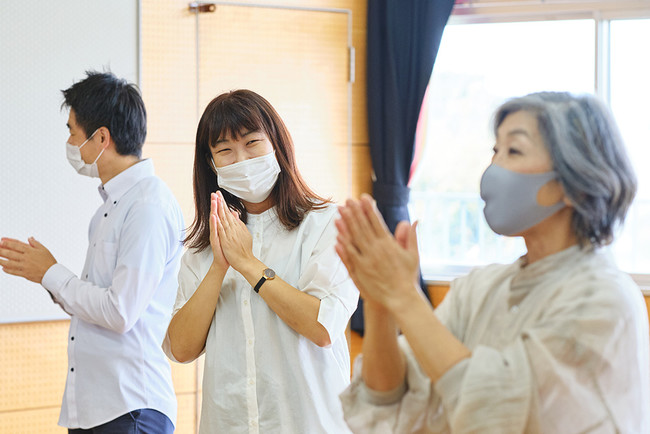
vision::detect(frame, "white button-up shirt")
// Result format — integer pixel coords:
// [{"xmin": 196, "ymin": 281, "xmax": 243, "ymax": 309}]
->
[
  {"xmin": 165, "ymin": 204, "xmax": 359, "ymax": 433},
  {"xmin": 42, "ymin": 159, "xmax": 184, "ymax": 429}
]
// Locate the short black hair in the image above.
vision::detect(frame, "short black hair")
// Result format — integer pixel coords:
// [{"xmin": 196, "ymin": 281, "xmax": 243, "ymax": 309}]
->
[{"xmin": 62, "ymin": 71, "xmax": 146, "ymax": 157}]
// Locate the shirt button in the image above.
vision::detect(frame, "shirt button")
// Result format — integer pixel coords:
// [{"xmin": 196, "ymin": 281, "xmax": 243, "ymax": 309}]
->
[
  {"xmin": 70, "ymin": 367, "xmax": 74, "ymax": 372},
  {"xmin": 248, "ymin": 379, "xmax": 254, "ymax": 385},
  {"xmin": 71, "ymin": 336, "xmax": 74, "ymax": 341},
  {"xmin": 85, "ymin": 274, "xmax": 88, "ymax": 278},
  {"xmin": 248, "ymin": 339, "xmax": 253, "ymax": 345},
  {"xmin": 243, "ymin": 300, "xmax": 248, "ymax": 306},
  {"xmin": 104, "ymin": 213, "xmax": 108, "ymax": 217}
]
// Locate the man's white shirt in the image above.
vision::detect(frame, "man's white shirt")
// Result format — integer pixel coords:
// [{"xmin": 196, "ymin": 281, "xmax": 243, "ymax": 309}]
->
[{"xmin": 42, "ymin": 159, "xmax": 184, "ymax": 429}]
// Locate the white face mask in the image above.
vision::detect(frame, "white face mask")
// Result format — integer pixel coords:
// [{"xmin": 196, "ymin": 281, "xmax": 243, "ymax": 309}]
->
[
  {"xmin": 66, "ymin": 129, "xmax": 105, "ymax": 178},
  {"xmin": 213, "ymin": 151, "xmax": 281, "ymax": 203}
]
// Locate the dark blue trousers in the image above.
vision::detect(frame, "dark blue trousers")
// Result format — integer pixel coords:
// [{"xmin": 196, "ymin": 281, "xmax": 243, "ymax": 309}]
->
[{"xmin": 68, "ymin": 408, "xmax": 173, "ymax": 434}]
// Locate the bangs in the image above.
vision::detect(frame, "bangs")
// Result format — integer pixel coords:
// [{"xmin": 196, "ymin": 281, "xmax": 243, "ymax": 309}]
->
[{"xmin": 205, "ymin": 98, "xmax": 265, "ymax": 149}]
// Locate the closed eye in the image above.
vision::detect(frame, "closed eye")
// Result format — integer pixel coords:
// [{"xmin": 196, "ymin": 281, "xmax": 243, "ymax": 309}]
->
[{"xmin": 246, "ymin": 139, "xmax": 260, "ymax": 146}]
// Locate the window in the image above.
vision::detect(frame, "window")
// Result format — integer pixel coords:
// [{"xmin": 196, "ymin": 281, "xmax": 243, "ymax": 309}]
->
[{"xmin": 410, "ymin": 6, "xmax": 650, "ymax": 281}]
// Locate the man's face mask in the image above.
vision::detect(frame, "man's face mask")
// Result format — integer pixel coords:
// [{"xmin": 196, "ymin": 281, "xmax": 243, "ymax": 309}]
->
[{"xmin": 66, "ymin": 129, "xmax": 105, "ymax": 178}]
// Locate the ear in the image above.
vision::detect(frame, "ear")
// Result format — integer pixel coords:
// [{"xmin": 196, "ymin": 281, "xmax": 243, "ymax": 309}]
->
[
  {"xmin": 96, "ymin": 126, "xmax": 112, "ymax": 150},
  {"xmin": 537, "ymin": 179, "xmax": 567, "ymax": 207}
]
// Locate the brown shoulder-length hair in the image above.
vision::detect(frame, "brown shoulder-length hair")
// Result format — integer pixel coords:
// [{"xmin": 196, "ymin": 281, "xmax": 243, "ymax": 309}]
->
[{"xmin": 185, "ymin": 89, "xmax": 330, "ymax": 251}]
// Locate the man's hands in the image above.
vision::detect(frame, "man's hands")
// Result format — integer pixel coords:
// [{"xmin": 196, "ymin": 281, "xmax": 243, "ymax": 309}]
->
[{"xmin": 0, "ymin": 237, "xmax": 57, "ymax": 284}]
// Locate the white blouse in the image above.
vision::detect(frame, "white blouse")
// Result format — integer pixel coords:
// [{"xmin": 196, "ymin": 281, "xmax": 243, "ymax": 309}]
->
[
  {"xmin": 165, "ymin": 204, "xmax": 359, "ymax": 433},
  {"xmin": 340, "ymin": 246, "xmax": 650, "ymax": 433}
]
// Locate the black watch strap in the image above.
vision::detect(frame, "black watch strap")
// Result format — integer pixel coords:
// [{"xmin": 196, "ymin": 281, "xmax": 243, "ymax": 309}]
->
[{"xmin": 253, "ymin": 268, "xmax": 275, "ymax": 293}]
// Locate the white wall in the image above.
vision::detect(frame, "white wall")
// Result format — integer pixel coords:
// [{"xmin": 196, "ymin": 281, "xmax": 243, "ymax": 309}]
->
[{"xmin": 0, "ymin": 0, "xmax": 139, "ymax": 322}]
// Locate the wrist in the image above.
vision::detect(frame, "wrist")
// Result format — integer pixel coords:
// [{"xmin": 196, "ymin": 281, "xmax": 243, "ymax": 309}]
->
[
  {"xmin": 237, "ymin": 258, "xmax": 266, "ymax": 286},
  {"xmin": 386, "ymin": 282, "xmax": 423, "ymax": 319},
  {"xmin": 208, "ymin": 262, "xmax": 228, "ymax": 280}
]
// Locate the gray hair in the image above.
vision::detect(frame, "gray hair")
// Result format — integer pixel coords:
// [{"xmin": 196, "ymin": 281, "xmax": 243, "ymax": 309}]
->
[{"xmin": 494, "ymin": 92, "xmax": 637, "ymax": 246}]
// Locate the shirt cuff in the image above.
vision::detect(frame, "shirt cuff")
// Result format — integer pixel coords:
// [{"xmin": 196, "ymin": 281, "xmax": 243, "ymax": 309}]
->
[
  {"xmin": 41, "ymin": 263, "xmax": 76, "ymax": 300},
  {"xmin": 359, "ymin": 378, "xmax": 408, "ymax": 406},
  {"xmin": 316, "ymin": 293, "xmax": 350, "ymax": 346},
  {"xmin": 434, "ymin": 355, "xmax": 469, "ymax": 407}
]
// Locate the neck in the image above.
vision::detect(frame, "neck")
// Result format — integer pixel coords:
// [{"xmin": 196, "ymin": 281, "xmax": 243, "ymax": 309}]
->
[
  {"xmin": 522, "ymin": 207, "xmax": 578, "ymax": 264},
  {"xmin": 243, "ymin": 196, "xmax": 274, "ymax": 214},
  {"xmin": 98, "ymin": 154, "xmax": 141, "ymax": 184}
]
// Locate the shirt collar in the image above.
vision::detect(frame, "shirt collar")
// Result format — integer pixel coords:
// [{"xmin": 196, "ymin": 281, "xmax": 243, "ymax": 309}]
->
[
  {"xmin": 246, "ymin": 206, "xmax": 278, "ymax": 226},
  {"xmin": 511, "ymin": 244, "xmax": 594, "ymax": 290},
  {"xmin": 98, "ymin": 159, "xmax": 154, "ymax": 203}
]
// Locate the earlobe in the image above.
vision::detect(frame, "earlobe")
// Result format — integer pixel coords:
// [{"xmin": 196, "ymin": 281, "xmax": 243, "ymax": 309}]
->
[
  {"xmin": 562, "ymin": 195, "xmax": 574, "ymax": 207},
  {"xmin": 537, "ymin": 179, "xmax": 565, "ymax": 207}
]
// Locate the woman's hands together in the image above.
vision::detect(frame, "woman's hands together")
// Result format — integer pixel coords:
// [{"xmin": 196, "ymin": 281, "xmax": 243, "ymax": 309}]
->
[
  {"xmin": 211, "ymin": 191, "xmax": 254, "ymax": 272},
  {"xmin": 335, "ymin": 194, "xmax": 422, "ymax": 314}
]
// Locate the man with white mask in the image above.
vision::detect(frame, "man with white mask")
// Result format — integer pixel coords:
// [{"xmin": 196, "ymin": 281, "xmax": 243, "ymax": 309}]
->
[
  {"xmin": 0, "ymin": 71, "xmax": 184, "ymax": 433},
  {"xmin": 164, "ymin": 89, "xmax": 359, "ymax": 433}
]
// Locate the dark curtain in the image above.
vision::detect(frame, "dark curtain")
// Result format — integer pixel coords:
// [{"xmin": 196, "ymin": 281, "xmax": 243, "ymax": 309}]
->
[{"xmin": 351, "ymin": 0, "xmax": 455, "ymax": 334}]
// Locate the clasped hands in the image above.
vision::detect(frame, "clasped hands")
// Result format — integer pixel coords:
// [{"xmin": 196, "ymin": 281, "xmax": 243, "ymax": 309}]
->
[
  {"xmin": 209, "ymin": 190, "xmax": 255, "ymax": 274},
  {"xmin": 335, "ymin": 194, "xmax": 422, "ymax": 314},
  {"xmin": 0, "ymin": 236, "xmax": 57, "ymax": 284}
]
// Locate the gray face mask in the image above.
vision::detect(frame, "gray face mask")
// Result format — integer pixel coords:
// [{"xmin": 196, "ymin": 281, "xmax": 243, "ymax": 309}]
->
[{"xmin": 480, "ymin": 164, "xmax": 565, "ymax": 236}]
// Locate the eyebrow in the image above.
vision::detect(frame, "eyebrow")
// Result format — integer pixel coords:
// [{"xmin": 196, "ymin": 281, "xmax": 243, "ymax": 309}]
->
[{"xmin": 214, "ymin": 129, "xmax": 259, "ymax": 144}]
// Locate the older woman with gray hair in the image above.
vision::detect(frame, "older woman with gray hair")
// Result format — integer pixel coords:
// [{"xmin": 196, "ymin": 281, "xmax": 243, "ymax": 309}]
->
[{"xmin": 335, "ymin": 92, "xmax": 649, "ymax": 433}]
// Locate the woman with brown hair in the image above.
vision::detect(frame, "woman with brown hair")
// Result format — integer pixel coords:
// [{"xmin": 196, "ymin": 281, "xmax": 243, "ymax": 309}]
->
[{"xmin": 163, "ymin": 89, "xmax": 358, "ymax": 433}]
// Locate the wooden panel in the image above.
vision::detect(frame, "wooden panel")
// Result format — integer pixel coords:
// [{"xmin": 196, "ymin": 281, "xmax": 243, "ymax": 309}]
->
[
  {"xmin": 175, "ymin": 393, "xmax": 198, "ymax": 434},
  {"xmin": 0, "ymin": 406, "xmax": 65, "ymax": 434},
  {"xmin": 141, "ymin": 0, "xmax": 198, "ymax": 144},
  {"xmin": 0, "ymin": 321, "xmax": 68, "ymax": 412},
  {"xmin": 351, "ymin": 144, "xmax": 372, "ymax": 198},
  {"xmin": 197, "ymin": 5, "xmax": 350, "ymax": 203},
  {"xmin": 170, "ymin": 360, "xmax": 198, "ymax": 395}
]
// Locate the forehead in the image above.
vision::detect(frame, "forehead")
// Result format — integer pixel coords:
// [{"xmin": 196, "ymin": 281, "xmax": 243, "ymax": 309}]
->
[
  {"xmin": 497, "ymin": 110, "xmax": 540, "ymax": 139},
  {"xmin": 67, "ymin": 109, "xmax": 79, "ymax": 129}
]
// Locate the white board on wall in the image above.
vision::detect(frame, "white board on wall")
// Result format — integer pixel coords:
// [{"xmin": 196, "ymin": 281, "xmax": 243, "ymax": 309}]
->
[{"xmin": 0, "ymin": 0, "xmax": 139, "ymax": 323}]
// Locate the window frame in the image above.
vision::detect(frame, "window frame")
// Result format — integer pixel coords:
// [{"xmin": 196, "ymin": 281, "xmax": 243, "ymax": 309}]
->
[{"xmin": 420, "ymin": 1, "xmax": 650, "ymax": 290}]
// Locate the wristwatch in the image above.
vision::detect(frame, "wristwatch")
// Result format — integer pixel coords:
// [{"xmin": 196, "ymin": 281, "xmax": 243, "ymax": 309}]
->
[{"xmin": 253, "ymin": 268, "xmax": 275, "ymax": 293}]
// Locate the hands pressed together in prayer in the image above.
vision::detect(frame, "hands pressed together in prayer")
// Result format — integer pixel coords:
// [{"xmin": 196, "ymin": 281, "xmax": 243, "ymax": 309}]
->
[
  {"xmin": 209, "ymin": 190, "xmax": 255, "ymax": 274},
  {"xmin": 0, "ymin": 237, "xmax": 57, "ymax": 284},
  {"xmin": 335, "ymin": 193, "xmax": 424, "ymax": 314}
]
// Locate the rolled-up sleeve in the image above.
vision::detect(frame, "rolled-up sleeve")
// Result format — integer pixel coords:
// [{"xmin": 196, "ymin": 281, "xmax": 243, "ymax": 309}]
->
[{"xmin": 297, "ymin": 211, "xmax": 359, "ymax": 344}]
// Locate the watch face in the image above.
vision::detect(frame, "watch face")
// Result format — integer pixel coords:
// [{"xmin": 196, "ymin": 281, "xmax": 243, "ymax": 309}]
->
[{"xmin": 264, "ymin": 268, "xmax": 275, "ymax": 279}]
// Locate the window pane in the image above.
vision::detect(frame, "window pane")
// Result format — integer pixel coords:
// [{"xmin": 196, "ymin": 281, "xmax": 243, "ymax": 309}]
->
[
  {"xmin": 610, "ymin": 18, "xmax": 650, "ymax": 274},
  {"xmin": 410, "ymin": 20, "xmax": 595, "ymax": 275}
]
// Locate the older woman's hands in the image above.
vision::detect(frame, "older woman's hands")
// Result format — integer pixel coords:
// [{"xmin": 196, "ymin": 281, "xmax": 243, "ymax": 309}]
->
[
  {"xmin": 213, "ymin": 191, "xmax": 254, "ymax": 272},
  {"xmin": 335, "ymin": 194, "xmax": 422, "ymax": 313}
]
